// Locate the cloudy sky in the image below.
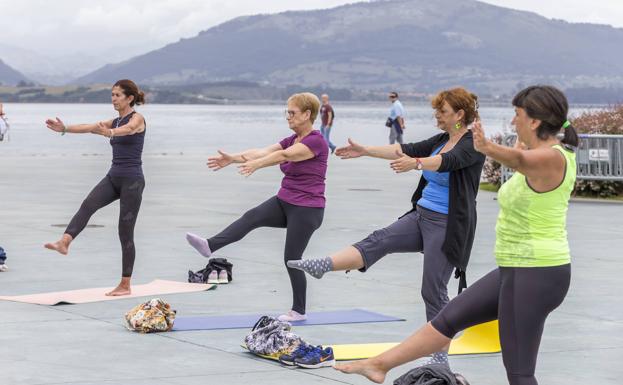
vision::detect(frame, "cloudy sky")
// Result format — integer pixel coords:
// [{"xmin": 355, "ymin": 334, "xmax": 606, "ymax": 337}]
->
[{"xmin": 2, "ymin": 0, "xmax": 621, "ymax": 59}]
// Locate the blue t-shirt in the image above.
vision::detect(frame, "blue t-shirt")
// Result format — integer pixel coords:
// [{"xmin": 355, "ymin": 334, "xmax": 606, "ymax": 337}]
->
[
  {"xmin": 389, "ymin": 100, "xmax": 405, "ymax": 120},
  {"xmin": 417, "ymin": 144, "xmax": 449, "ymax": 214}
]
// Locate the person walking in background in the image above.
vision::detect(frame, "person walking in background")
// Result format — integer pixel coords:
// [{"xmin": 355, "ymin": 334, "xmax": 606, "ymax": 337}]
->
[
  {"xmin": 320, "ymin": 94, "xmax": 336, "ymax": 154},
  {"xmin": 0, "ymin": 103, "xmax": 10, "ymax": 141},
  {"xmin": 387, "ymin": 91, "xmax": 405, "ymax": 144}
]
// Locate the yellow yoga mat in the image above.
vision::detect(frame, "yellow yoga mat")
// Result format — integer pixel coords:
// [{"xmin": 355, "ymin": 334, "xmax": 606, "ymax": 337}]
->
[
  {"xmin": 243, "ymin": 320, "xmax": 500, "ymax": 361},
  {"xmin": 448, "ymin": 320, "xmax": 501, "ymax": 355},
  {"xmin": 331, "ymin": 342, "xmax": 399, "ymax": 360},
  {"xmin": 243, "ymin": 343, "xmax": 400, "ymax": 361}
]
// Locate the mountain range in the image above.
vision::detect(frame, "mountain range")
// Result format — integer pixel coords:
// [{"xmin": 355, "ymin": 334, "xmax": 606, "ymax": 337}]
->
[
  {"xmin": 0, "ymin": 59, "xmax": 30, "ymax": 86},
  {"xmin": 74, "ymin": 0, "xmax": 623, "ymax": 94}
]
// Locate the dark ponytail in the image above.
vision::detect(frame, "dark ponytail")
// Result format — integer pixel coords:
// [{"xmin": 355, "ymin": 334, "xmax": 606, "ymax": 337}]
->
[
  {"xmin": 512, "ymin": 85, "xmax": 579, "ymax": 148},
  {"xmin": 113, "ymin": 79, "xmax": 145, "ymax": 107},
  {"xmin": 561, "ymin": 121, "xmax": 579, "ymax": 149}
]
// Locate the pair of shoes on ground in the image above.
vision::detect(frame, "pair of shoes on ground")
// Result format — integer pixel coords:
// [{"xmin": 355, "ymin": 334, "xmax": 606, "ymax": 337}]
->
[
  {"xmin": 207, "ymin": 270, "xmax": 228, "ymax": 284},
  {"xmin": 279, "ymin": 343, "xmax": 335, "ymax": 368},
  {"xmin": 0, "ymin": 264, "xmax": 7, "ymax": 272}
]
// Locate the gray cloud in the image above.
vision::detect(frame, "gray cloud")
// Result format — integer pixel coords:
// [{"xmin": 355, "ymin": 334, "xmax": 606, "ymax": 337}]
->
[
  {"xmin": 1, "ymin": 0, "xmax": 621, "ymax": 77},
  {"xmin": 0, "ymin": 0, "xmax": 361, "ymax": 57}
]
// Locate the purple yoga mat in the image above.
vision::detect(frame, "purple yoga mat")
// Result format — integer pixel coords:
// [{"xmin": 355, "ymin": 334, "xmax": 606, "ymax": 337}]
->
[{"xmin": 172, "ymin": 309, "xmax": 404, "ymax": 331}]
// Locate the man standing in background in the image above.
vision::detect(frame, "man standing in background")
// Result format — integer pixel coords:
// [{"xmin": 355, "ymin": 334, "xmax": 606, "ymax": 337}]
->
[
  {"xmin": 319, "ymin": 94, "xmax": 336, "ymax": 154},
  {"xmin": 387, "ymin": 91, "xmax": 405, "ymax": 144}
]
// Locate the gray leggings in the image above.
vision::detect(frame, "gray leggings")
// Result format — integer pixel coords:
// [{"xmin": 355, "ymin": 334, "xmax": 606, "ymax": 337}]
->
[
  {"xmin": 431, "ymin": 264, "xmax": 571, "ymax": 385},
  {"xmin": 353, "ymin": 206, "xmax": 454, "ymax": 321},
  {"xmin": 208, "ymin": 196, "xmax": 324, "ymax": 314}
]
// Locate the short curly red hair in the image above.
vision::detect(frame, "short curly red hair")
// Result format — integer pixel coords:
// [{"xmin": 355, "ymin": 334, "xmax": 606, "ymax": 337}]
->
[{"xmin": 431, "ymin": 87, "xmax": 479, "ymax": 125}]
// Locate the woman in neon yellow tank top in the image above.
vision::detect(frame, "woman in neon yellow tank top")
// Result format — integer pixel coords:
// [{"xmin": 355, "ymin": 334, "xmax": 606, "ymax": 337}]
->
[{"xmin": 333, "ymin": 85, "xmax": 579, "ymax": 385}]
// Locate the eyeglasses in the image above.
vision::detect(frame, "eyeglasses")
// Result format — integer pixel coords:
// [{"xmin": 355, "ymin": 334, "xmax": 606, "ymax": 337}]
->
[{"xmin": 285, "ymin": 109, "xmax": 300, "ymax": 118}]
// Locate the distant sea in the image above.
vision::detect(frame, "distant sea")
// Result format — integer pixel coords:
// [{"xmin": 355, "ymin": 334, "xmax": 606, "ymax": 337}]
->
[{"xmin": 0, "ymin": 103, "xmax": 601, "ymax": 156}]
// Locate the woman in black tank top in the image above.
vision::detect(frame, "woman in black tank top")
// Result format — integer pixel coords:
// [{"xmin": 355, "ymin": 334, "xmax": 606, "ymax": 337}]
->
[{"xmin": 44, "ymin": 79, "xmax": 147, "ymax": 297}]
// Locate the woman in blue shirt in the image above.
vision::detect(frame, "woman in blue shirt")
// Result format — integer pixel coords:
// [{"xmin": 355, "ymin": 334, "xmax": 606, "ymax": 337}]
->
[{"xmin": 290, "ymin": 87, "xmax": 485, "ymax": 366}]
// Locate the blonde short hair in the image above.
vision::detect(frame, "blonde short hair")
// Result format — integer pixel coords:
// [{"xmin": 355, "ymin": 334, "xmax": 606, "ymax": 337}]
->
[{"xmin": 287, "ymin": 92, "xmax": 320, "ymax": 124}]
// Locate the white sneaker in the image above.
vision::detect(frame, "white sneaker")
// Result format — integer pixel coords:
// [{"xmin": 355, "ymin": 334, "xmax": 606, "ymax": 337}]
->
[
  {"xmin": 207, "ymin": 270, "xmax": 219, "ymax": 284},
  {"xmin": 0, "ymin": 264, "xmax": 7, "ymax": 272},
  {"xmin": 277, "ymin": 310, "xmax": 307, "ymax": 322},
  {"xmin": 217, "ymin": 270, "xmax": 229, "ymax": 284}
]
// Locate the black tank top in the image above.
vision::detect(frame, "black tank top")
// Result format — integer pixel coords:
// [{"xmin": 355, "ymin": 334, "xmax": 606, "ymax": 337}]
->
[{"xmin": 108, "ymin": 111, "xmax": 145, "ymax": 178}]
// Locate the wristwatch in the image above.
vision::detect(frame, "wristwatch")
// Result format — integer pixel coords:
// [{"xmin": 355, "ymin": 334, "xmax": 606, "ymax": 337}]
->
[{"xmin": 415, "ymin": 158, "xmax": 423, "ymax": 170}]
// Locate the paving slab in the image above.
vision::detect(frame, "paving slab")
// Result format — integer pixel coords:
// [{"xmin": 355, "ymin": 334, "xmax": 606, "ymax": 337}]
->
[{"xmin": 0, "ymin": 155, "xmax": 621, "ymax": 385}]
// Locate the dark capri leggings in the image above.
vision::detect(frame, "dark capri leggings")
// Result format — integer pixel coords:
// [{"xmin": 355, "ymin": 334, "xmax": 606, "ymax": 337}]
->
[
  {"xmin": 207, "ymin": 196, "xmax": 324, "ymax": 315},
  {"xmin": 431, "ymin": 264, "xmax": 571, "ymax": 385}
]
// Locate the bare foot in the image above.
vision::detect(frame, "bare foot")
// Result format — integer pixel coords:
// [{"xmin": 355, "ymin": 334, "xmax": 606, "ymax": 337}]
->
[
  {"xmin": 334, "ymin": 359, "xmax": 386, "ymax": 384},
  {"xmin": 105, "ymin": 285, "xmax": 132, "ymax": 296},
  {"xmin": 106, "ymin": 277, "xmax": 132, "ymax": 296},
  {"xmin": 44, "ymin": 234, "xmax": 72, "ymax": 255},
  {"xmin": 44, "ymin": 240, "xmax": 69, "ymax": 255}
]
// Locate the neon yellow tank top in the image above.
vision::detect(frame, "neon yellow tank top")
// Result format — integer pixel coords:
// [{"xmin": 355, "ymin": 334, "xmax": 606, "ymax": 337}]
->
[{"xmin": 495, "ymin": 145, "xmax": 576, "ymax": 267}]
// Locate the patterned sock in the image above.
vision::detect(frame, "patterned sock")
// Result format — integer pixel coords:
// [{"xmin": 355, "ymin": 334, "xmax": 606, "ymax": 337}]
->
[
  {"xmin": 287, "ymin": 257, "xmax": 333, "ymax": 279},
  {"xmin": 186, "ymin": 232, "xmax": 212, "ymax": 258},
  {"xmin": 426, "ymin": 351, "xmax": 449, "ymax": 366}
]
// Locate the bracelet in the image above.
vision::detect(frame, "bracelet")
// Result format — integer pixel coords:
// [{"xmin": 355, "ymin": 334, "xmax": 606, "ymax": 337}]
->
[
  {"xmin": 61, "ymin": 125, "xmax": 67, "ymax": 136},
  {"xmin": 109, "ymin": 129, "xmax": 114, "ymax": 138}
]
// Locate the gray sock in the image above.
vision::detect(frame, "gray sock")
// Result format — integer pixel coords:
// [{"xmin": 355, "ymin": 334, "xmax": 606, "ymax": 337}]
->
[
  {"xmin": 287, "ymin": 257, "xmax": 333, "ymax": 279},
  {"xmin": 186, "ymin": 232, "xmax": 212, "ymax": 258},
  {"xmin": 426, "ymin": 351, "xmax": 449, "ymax": 366}
]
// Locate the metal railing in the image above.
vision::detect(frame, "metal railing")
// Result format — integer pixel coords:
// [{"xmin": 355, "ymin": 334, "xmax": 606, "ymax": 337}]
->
[{"xmin": 500, "ymin": 133, "xmax": 623, "ymax": 183}]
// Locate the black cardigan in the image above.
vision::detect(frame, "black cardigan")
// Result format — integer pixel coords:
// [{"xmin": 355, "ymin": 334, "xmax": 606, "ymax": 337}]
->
[{"xmin": 401, "ymin": 130, "xmax": 485, "ymax": 293}]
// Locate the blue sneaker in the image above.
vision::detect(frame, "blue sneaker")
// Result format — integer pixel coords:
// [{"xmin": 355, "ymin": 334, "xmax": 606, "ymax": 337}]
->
[
  {"xmin": 294, "ymin": 346, "xmax": 335, "ymax": 368},
  {"xmin": 278, "ymin": 343, "xmax": 316, "ymax": 366}
]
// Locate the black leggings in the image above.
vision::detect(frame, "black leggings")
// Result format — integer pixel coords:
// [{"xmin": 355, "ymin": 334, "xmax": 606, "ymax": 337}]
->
[
  {"xmin": 208, "ymin": 196, "xmax": 324, "ymax": 314},
  {"xmin": 65, "ymin": 175, "xmax": 145, "ymax": 277},
  {"xmin": 431, "ymin": 264, "xmax": 571, "ymax": 385}
]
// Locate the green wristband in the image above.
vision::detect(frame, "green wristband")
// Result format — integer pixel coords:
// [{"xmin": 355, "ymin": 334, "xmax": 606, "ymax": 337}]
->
[{"xmin": 61, "ymin": 125, "xmax": 67, "ymax": 136}]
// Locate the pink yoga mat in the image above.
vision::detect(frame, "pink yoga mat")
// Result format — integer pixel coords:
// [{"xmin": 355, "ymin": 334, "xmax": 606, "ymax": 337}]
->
[{"xmin": 0, "ymin": 279, "xmax": 216, "ymax": 305}]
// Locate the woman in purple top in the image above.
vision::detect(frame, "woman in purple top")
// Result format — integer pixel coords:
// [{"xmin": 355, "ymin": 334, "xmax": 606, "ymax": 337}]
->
[
  {"xmin": 44, "ymin": 79, "xmax": 146, "ymax": 297},
  {"xmin": 186, "ymin": 92, "xmax": 328, "ymax": 321}
]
